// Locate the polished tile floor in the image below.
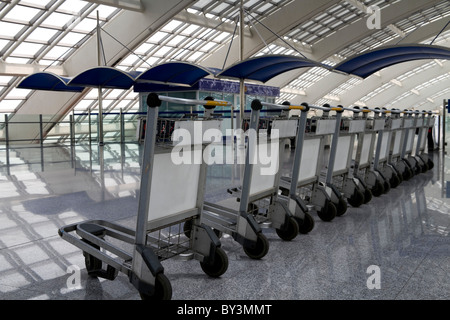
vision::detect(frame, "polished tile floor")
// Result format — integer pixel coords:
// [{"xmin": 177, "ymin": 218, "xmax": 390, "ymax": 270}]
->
[{"xmin": 0, "ymin": 142, "xmax": 448, "ymax": 300}]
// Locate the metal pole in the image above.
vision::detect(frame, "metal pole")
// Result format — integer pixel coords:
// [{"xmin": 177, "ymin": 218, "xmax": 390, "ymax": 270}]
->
[
  {"xmin": 120, "ymin": 108, "xmax": 124, "ymax": 144},
  {"xmin": 443, "ymin": 99, "xmax": 447, "ymax": 154},
  {"xmin": 39, "ymin": 114, "xmax": 44, "ymax": 146},
  {"xmin": 4, "ymin": 114, "xmax": 10, "ymax": 172},
  {"xmin": 239, "ymin": 0, "xmax": 245, "ymax": 128},
  {"xmin": 97, "ymin": 11, "xmax": 104, "ymax": 146}
]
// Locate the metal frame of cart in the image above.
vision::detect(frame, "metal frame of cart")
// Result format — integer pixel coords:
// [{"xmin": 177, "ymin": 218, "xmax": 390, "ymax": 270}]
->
[{"xmin": 58, "ymin": 93, "xmax": 231, "ymax": 300}]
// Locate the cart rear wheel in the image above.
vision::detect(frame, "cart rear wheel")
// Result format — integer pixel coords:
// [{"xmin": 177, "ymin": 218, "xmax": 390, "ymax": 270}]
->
[
  {"xmin": 363, "ymin": 188, "xmax": 372, "ymax": 204},
  {"xmin": 295, "ymin": 213, "xmax": 315, "ymax": 234},
  {"xmin": 389, "ymin": 174, "xmax": 401, "ymax": 189},
  {"xmin": 243, "ymin": 233, "xmax": 269, "ymax": 260},
  {"xmin": 336, "ymin": 197, "xmax": 347, "ymax": 217},
  {"xmin": 427, "ymin": 159, "xmax": 434, "ymax": 170},
  {"xmin": 382, "ymin": 180, "xmax": 390, "ymax": 194},
  {"xmin": 183, "ymin": 219, "xmax": 193, "ymax": 238},
  {"xmin": 348, "ymin": 189, "xmax": 365, "ymax": 207},
  {"xmin": 275, "ymin": 216, "xmax": 299, "ymax": 241},
  {"xmin": 139, "ymin": 273, "xmax": 172, "ymax": 300},
  {"xmin": 317, "ymin": 200, "xmax": 336, "ymax": 221},
  {"xmin": 371, "ymin": 180, "xmax": 384, "ymax": 197},
  {"xmin": 200, "ymin": 247, "xmax": 228, "ymax": 278}
]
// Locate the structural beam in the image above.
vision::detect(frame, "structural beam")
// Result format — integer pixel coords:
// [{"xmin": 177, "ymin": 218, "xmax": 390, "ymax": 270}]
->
[{"xmin": 84, "ymin": 0, "xmax": 144, "ymax": 12}]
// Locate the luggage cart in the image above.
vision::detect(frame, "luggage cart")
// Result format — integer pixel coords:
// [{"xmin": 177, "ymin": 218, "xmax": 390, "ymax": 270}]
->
[
  {"xmin": 413, "ymin": 111, "xmax": 436, "ymax": 171},
  {"xmin": 278, "ymin": 104, "xmax": 347, "ymax": 222},
  {"xmin": 322, "ymin": 105, "xmax": 372, "ymax": 208},
  {"xmin": 402, "ymin": 110, "xmax": 433, "ymax": 174},
  {"xmin": 352, "ymin": 107, "xmax": 394, "ymax": 197},
  {"xmin": 202, "ymin": 99, "xmax": 301, "ymax": 260},
  {"xmin": 58, "ymin": 93, "xmax": 231, "ymax": 300},
  {"xmin": 371, "ymin": 108, "xmax": 404, "ymax": 193}
]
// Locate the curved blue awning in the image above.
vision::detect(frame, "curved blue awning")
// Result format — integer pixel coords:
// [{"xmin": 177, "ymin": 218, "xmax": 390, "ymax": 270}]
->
[
  {"xmin": 68, "ymin": 66, "xmax": 142, "ymax": 89},
  {"xmin": 135, "ymin": 62, "xmax": 220, "ymax": 87},
  {"xmin": 216, "ymin": 55, "xmax": 325, "ymax": 83},
  {"xmin": 17, "ymin": 72, "xmax": 85, "ymax": 92},
  {"xmin": 334, "ymin": 44, "xmax": 450, "ymax": 78}
]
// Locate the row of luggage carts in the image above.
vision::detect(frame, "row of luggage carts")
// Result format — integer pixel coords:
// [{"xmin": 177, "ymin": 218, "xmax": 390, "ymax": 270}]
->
[{"xmin": 58, "ymin": 93, "xmax": 436, "ymax": 299}]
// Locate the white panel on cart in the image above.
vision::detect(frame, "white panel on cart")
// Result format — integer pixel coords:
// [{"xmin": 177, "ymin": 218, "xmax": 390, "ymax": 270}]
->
[
  {"xmin": 349, "ymin": 120, "xmax": 366, "ymax": 133},
  {"xmin": 334, "ymin": 135, "xmax": 351, "ymax": 172},
  {"xmin": 316, "ymin": 119, "xmax": 336, "ymax": 135},
  {"xmin": 404, "ymin": 119, "xmax": 414, "ymax": 128},
  {"xmin": 249, "ymin": 142, "xmax": 279, "ymax": 196},
  {"xmin": 148, "ymin": 152, "xmax": 201, "ymax": 222},
  {"xmin": 374, "ymin": 119, "xmax": 385, "ymax": 131},
  {"xmin": 392, "ymin": 131, "xmax": 402, "ymax": 155},
  {"xmin": 379, "ymin": 131, "xmax": 390, "ymax": 160},
  {"xmin": 416, "ymin": 118, "xmax": 424, "ymax": 127},
  {"xmin": 360, "ymin": 133, "xmax": 373, "ymax": 166},
  {"xmin": 298, "ymin": 138, "xmax": 321, "ymax": 184},
  {"xmin": 419, "ymin": 129, "xmax": 427, "ymax": 150},
  {"xmin": 391, "ymin": 119, "xmax": 402, "ymax": 130},
  {"xmin": 406, "ymin": 128, "xmax": 415, "ymax": 152},
  {"xmin": 271, "ymin": 119, "xmax": 298, "ymax": 139}
]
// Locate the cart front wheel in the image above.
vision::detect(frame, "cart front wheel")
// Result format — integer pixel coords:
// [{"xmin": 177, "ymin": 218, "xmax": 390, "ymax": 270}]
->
[
  {"xmin": 317, "ymin": 200, "xmax": 336, "ymax": 222},
  {"xmin": 427, "ymin": 159, "xmax": 434, "ymax": 170},
  {"xmin": 295, "ymin": 213, "xmax": 315, "ymax": 234},
  {"xmin": 243, "ymin": 233, "xmax": 269, "ymax": 260},
  {"xmin": 200, "ymin": 247, "xmax": 229, "ymax": 278},
  {"xmin": 389, "ymin": 174, "xmax": 401, "ymax": 189},
  {"xmin": 371, "ymin": 180, "xmax": 384, "ymax": 197},
  {"xmin": 363, "ymin": 188, "xmax": 372, "ymax": 204},
  {"xmin": 382, "ymin": 180, "xmax": 391, "ymax": 194},
  {"xmin": 275, "ymin": 216, "xmax": 299, "ymax": 241},
  {"xmin": 139, "ymin": 273, "xmax": 172, "ymax": 300},
  {"xmin": 336, "ymin": 197, "xmax": 347, "ymax": 217},
  {"xmin": 348, "ymin": 189, "xmax": 365, "ymax": 208}
]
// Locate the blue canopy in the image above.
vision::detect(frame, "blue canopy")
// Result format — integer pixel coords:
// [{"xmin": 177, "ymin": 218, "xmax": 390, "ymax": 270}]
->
[
  {"xmin": 17, "ymin": 72, "xmax": 85, "ymax": 92},
  {"xmin": 67, "ymin": 67, "xmax": 142, "ymax": 89},
  {"xmin": 216, "ymin": 55, "xmax": 324, "ymax": 83},
  {"xmin": 334, "ymin": 44, "xmax": 450, "ymax": 78},
  {"xmin": 135, "ymin": 62, "xmax": 220, "ymax": 87}
]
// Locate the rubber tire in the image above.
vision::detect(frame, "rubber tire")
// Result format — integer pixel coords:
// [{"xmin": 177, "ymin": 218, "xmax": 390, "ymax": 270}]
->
[
  {"xmin": 389, "ymin": 174, "xmax": 401, "ymax": 189},
  {"xmin": 243, "ymin": 233, "xmax": 269, "ymax": 260},
  {"xmin": 427, "ymin": 159, "xmax": 434, "ymax": 170},
  {"xmin": 275, "ymin": 216, "xmax": 299, "ymax": 241},
  {"xmin": 336, "ymin": 197, "xmax": 348, "ymax": 216},
  {"xmin": 295, "ymin": 213, "xmax": 315, "ymax": 234},
  {"xmin": 363, "ymin": 188, "xmax": 372, "ymax": 204},
  {"xmin": 402, "ymin": 166, "xmax": 413, "ymax": 181},
  {"xmin": 382, "ymin": 180, "xmax": 391, "ymax": 194},
  {"xmin": 139, "ymin": 273, "xmax": 172, "ymax": 300},
  {"xmin": 317, "ymin": 200, "xmax": 337, "ymax": 222},
  {"xmin": 347, "ymin": 189, "xmax": 365, "ymax": 208},
  {"xmin": 371, "ymin": 180, "xmax": 384, "ymax": 197},
  {"xmin": 200, "ymin": 247, "xmax": 229, "ymax": 278}
]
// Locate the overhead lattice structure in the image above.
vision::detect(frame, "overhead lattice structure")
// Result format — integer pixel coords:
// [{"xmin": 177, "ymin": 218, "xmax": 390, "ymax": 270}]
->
[{"xmin": 1, "ymin": 0, "xmax": 449, "ymax": 124}]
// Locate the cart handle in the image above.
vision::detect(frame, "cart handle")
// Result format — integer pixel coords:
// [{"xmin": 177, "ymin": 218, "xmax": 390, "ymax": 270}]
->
[{"xmin": 146, "ymin": 92, "xmax": 232, "ymax": 109}]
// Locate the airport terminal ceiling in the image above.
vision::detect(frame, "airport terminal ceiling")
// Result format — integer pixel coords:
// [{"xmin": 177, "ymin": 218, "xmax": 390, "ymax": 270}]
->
[{"xmin": 0, "ymin": 0, "xmax": 449, "ymax": 120}]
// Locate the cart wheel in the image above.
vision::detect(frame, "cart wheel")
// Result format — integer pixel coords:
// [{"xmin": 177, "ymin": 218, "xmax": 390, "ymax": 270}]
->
[
  {"xmin": 389, "ymin": 174, "xmax": 401, "ymax": 189},
  {"xmin": 363, "ymin": 187, "xmax": 372, "ymax": 204},
  {"xmin": 243, "ymin": 233, "xmax": 269, "ymax": 260},
  {"xmin": 403, "ymin": 166, "xmax": 413, "ymax": 181},
  {"xmin": 295, "ymin": 213, "xmax": 315, "ymax": 234},
  {"xmin": 336, "ymin": 197, "xmax": 347, "ymax": 217},
  {"xmin": 382, "ymin": 180, "xmax": 390, "ymax": 194},
  {"xmin": 200, "ymin": 247, "xmax": 229, "ymax": 278},
  {"xmin": 275, "ymin": 216, "xmax": 299, "ymax": 241},
  {"xmin": 371, "ymin": 180, "xmax": 384, "ymax": 197},
  {"xmin": 317, "ymin": 200, "xmax": 337, "ymax": 221},
  {"xmin": 427, "ymin": 159, "xmax": 434, "ymax": 170},
  {"xmin": 183, "ymin": 219, "xmax": 193, "ymax": 238},
  {"xmin": 139, "ymin": 273, "xmax": 172, "ymax": 300},
  {"xmin": 347, "ymin": 189, "xmax": 364, "ymax": 208},
  {"xmin": 419, "ymin": 162, "xmax": 428, "ymax": 173}
]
